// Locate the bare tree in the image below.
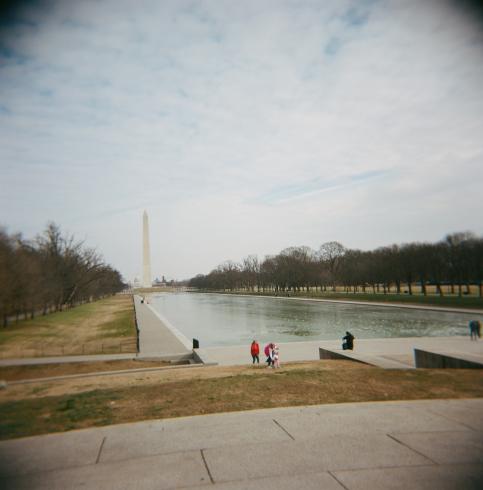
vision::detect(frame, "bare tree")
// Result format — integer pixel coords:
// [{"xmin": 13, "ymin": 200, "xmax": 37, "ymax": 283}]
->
[
  {"xmin": 189, "ymin": 232, "xmax": 482, "ymax": 300},
  {"xmin": 319, "ymin": 242, "xmax": 345, "ymax": 291},
  {"xmin": 0, "ymin": 223, "xmax": 125, "ymax": 326}
]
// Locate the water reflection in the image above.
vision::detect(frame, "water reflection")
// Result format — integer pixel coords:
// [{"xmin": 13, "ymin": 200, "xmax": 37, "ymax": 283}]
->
[{"xmin": 150, "ymin": 293, "xmax": 478, "ymax": 347}]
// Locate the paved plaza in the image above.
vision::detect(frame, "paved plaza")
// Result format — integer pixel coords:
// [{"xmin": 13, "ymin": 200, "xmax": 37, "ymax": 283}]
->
[
  {"xmin": 1, "ymin": 398, "xmax": 482, "ymax": 489},
  {"xmin": 197, "ymin": 336, "xmax": 483, "ymax": 368}
]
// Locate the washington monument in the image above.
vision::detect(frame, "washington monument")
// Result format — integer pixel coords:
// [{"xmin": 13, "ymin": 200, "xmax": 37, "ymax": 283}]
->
[{"xmin": 142, "ymin": 210, "xmax": 152, "ymax": 288}]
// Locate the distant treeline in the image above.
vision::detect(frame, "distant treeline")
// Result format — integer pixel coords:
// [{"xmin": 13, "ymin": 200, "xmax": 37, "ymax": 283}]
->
[
  {"xmin": 189, "ymin": 232, "xmax": 483, "ymax": 297},
  {"xmin": 0, "ymin": 223, "xmax": 126, "ymax": 326}
]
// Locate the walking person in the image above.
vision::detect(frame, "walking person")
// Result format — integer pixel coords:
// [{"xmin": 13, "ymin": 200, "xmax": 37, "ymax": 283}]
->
[
  {"xmin": 272, "ymin": 344, "xmax": 280, "ymax": 368},
  {"xmin": 251, "ymin": 340, "xmax": 260, "ymax": 364},
  {"xmin": 469, "ymin": 320, "xmax": 479, "ymax": 340},
  {"xmin": 264, "ymin": 342, "xmax": 274, "ymax": 367}
]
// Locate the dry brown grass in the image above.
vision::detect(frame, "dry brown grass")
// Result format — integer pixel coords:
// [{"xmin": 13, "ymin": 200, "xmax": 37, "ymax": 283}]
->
[
  {"xmin": 0, "ymin": 361, "xmax": 483, "ymax": 439},
  {"xmin": 1, "ymin": 360, "xmax": 483, "ymax": 440},
  {"xmin": 0, "ymin": 360, "xmax": 170, "ymax": 382},
  {"xmin": 1, "ymin": 362, "xmax": 280, "ymax": 401},
  {"xmin": 0, "ymin": 295, "xmax": 136, "ymax": 358},
  {"xmin": 2, "ymin": 360, "xmax": 482, "ymax": 404}
]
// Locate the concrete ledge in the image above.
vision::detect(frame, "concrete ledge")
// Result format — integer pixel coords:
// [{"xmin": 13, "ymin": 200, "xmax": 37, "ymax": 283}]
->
[
  {"xmin": 192, "ymin": 348, "xmax": 218, "ymax": 366},
  {"xmin": 136, "ymin": 353, "xmax": 194, "ymax": 363},
  {"xmin": 0, "ymin": 354, "xmax": 137, "ymax": 367},
  {"xmin": 8, "ymin": 362, "xmax": 208, "ymax": 385},
  {"xmin": 319, "ymin": 347, "xmax": 414, "ymax": 369},
  {"xmin": 414, "ymin": 348, "xmax": 483, "ymax": 369},
  {"xmin": 319, "ymin": 347, "xmax": 367, "ymax": 364}
]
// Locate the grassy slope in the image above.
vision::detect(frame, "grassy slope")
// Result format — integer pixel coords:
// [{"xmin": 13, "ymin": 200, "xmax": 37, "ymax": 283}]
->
[
  {"xmin": 0, "ymin": 360, "xmax": 169, "ymax": 382},
  {"xmin": 1, "ymin": 361, "xmax": 482, "ymax": 440},
  {"xmin": 0, "ymin": 295, "xmax": 136, "ymax": 357}
]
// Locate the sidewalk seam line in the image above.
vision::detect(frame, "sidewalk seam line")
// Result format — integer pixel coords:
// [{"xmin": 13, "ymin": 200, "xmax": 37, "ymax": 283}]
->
[
  {"xmin": 386, "ymin": 433, "xmax": 438, "ymax": 465},
  {"xmin": 200, "ymin": 449, "xmax": 214, "ymax": 484},
  {"xmin": 426, "ymin": 408, "xmax": 477, "ymax": 432},
  {"xmin": 272, "ymin": 418, "xmax": 295, "ymax": 440},
  {"xmin": 96, "ymin": 436, "xmax": 106, "ymax": 464},
  {"xmin": 332, "ymin": 463, "xmax": 441, "ymax": 473},
  {"xmin": 328, "ymin": 470, "xmax": 350, "ymax": 490}
]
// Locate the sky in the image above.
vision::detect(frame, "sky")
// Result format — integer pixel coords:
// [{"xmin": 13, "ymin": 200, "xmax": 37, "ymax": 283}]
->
[{"xmin": 0, "ymin": 0, "xmax": 482, "ymax": 282}]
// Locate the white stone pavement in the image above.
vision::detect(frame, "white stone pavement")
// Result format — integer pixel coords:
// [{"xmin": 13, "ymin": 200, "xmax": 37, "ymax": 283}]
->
[
  {"xmin": 0, "ymin": 398, "xmax": 482, "ymax": 489},
  {"xmin": 197, "ymin": 336, "xmax": 483, "ymax": 368}
]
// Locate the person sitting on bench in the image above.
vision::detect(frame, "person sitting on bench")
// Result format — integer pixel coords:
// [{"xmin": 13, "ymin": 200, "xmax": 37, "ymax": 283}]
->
[{"xmin": 342, "ymin": 331, "xmax": 354, "ymax": 350}]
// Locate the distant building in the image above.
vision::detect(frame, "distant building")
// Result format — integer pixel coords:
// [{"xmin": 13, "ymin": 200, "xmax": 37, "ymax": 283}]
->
[
  {"xmin": 133, "ymin": 277, "xmax": 141, "ymax": 288},
  {"xmin": 153, "ymin": 277, "xmax": 167, "ymax": 287}
]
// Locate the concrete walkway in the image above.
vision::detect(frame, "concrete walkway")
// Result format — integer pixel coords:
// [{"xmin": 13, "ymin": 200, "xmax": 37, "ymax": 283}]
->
[
  {"xmin": 197, "ymin": 336, "xmax": 483, "ymax": 368},
  {"xmin": 0, "ymin": 353, "xmax": 136, "ymax": 367},
  {"xmin": 1, "ymin": 398, "xmax": 482, "ymax": 489},
  {"xmin": 7, "ymin": 363, "xmax": 206, "ymax": 386},
  {"xmin": 318, "ymin": 336, "xmax": 483, "ymax": 369},
  {"xmin": 134, "ymin": 296, "xmax": 192, "ymax": 360}
]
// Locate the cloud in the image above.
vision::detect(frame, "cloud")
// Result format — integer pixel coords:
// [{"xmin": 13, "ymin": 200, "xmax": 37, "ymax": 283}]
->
[
  {"xmin": 259, "ymin": 170, "xmax": 388, "ymax": 204},
  {"xmin": 0, "ymin": 0, "xmax": 482, "ymax": 279}
]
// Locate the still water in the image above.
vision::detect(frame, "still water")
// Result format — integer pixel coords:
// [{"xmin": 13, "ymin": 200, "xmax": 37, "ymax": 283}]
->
[{"xmin": 150, "ymin": 292, "xmax": 477, "ymax": 347}]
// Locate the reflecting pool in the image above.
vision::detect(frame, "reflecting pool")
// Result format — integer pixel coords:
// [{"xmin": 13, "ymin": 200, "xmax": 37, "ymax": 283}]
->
[{"xmin": 149, "ymin": 292, "xmax": 479, "ymax": 347}]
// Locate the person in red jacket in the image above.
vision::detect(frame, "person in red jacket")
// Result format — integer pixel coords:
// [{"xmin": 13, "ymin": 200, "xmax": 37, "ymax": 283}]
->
[{"xmin": 250, "ymin": 340, "xmax": 260, "ymax": 364}]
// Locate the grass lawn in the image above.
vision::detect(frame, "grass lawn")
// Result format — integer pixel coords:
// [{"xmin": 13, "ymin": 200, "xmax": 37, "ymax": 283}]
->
[
  {"xmin": 0, "ymin": 360, "xmax": 482, "ymax": 440},
  {"xmin": 0, "ymin": 295, "xmax": 136, "ymax": 358}
]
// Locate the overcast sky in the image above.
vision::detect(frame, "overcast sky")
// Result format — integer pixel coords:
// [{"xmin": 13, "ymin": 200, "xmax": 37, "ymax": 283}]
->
[{"xmin": 1, "ymin": 0, "xmax": 482, "ymax": 282}]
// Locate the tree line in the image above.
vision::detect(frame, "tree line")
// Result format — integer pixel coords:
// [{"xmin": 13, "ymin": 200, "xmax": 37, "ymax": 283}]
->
[
  {"xmin": 0, "ymin": 223, "xmax": 126, "ymax": 326},
  {"xmin": 189, "ymin": 232, "xmax": 483, "ymax": 297}
]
